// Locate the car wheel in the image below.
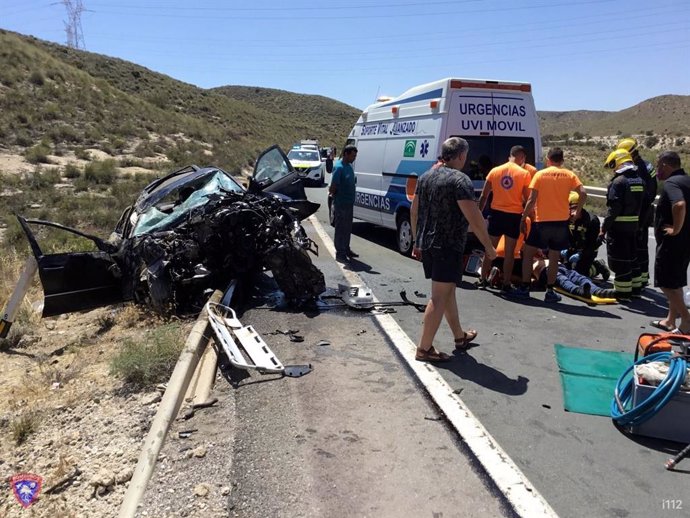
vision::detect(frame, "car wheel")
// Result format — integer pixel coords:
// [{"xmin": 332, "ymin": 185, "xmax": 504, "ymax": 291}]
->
[
  {"xmin": 328, "ymin": 197, "xmax": 335, "ymax": 227},
  {"xmin": 396, "ymin": 212, "xmax": 413, "ymax": 256}
]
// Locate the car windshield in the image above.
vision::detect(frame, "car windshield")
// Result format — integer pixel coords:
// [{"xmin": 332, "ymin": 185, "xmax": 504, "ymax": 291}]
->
[
  {"xmin": 254, "ymin": 147, "xmax": 292, "ymax": 184},
  {"xmin": 132, "ymin": 170, "xmax": 243, "ymax": 236},
  {"xmin": 288, "ymin": 150, "xmax": 320, "ymax": 162}
]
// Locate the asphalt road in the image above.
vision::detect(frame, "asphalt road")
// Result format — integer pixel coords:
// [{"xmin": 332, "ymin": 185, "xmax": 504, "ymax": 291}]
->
[
  {"xmin": 307, "ymin": 184, "xmax": 689, "ymax": 518},
  {"xmin": 138, "ymin": 225, "xmax": 512, "ymax": 518}
]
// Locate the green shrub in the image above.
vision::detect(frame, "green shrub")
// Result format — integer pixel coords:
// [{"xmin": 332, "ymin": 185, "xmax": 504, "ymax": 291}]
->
[
  {"xmin": 0, "ymin": 67, "xmax": 21, "ymax": 86},
  {"xmin": 25, "ymin": 166, "xmax": 60, "ymax": 190},
  {"xmin": 14, "ymin": 132, "xmax": 34, "ymax": 148},
  {"xmin": 118, "ymin": 157, "xmax": 145, "ymax": 168},
  {"xmin": 644, "ymin": 136, "xmax": 659, "ymax": 148},
  {"xmin": 42, "ymin": 102, "xmax": 61, "ymax": 121},
  {"xmin": 83, "ymin": 126, "xmax": 103, "ymax": 143},
  {"xmin": 74, "ymin": 147, "xmax": 91, "ymax": 160},
  {"xmin": 48, "ymin": 124, "xmax": 82, "ymax": 144},
  {"xmin": 11, "ymin": 413, "xmax": 38, "ymax": 445},
  {"xmin": 100, "ymin": 142, "xmax": 115, "ymax": 156},
  {"xmin": 46, "ymin": 68, "xmax": 65, "ymax": 82},
  {"xmin": 2, "ymin": 217, "xmax": 29, "ymax": 249},
  {"xmin": 83, "ymin": 159, "xmax": 117, "ymax": 184},
  {"xmin": 64, "ymin": 162, "xmax": 81, "ymax": 178},
  {"xmin": 112, "ymin": 138, "xmax": 127, "ymax": 152},
  {"xmin": 28, "ymin": 70, "xmax": 45, "ymax": 86},
  {"xmin": 25, "ymin": 142, "xmax": 52, "ymax": 164},
  {"xmin": 110, "ymin": 323, "xmax": 185, "ymax": 388},
  {"xmin": 133, "ymin": 140, "xmax": 158, "ymax": 158}
]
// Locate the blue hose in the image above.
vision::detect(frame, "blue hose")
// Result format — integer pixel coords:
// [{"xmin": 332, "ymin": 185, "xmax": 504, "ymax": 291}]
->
[{"xmin": 611, "ymin": 352, "xmax": 688, "ymax": 427}]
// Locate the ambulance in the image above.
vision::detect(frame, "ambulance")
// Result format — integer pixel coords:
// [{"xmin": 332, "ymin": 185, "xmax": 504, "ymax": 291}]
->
[{"xmin": 338, "ymin": 77, "xmax": 542, "ymax": 255}]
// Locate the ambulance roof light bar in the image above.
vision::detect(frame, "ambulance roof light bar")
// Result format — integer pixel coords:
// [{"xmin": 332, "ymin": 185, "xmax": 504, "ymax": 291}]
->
[{"xmin": 450, "ymin": 80, "xmax": 531, "ymax": 92}]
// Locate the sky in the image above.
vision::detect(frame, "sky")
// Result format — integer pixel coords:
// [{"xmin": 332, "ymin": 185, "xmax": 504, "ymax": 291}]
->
[{"xmin": 2, "ymin": 0, "xmax": 689, "ymax": 112}]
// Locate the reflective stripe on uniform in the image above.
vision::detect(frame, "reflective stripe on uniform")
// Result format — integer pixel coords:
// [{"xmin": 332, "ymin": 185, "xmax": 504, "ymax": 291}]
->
[
  {"xmin": 632, "ymin": 275, "xmax": 643, "ymax": 289},
  {"xmin": 630, "ymin": 185, "xmax": 644, "ymax": 192},
  {"xmin": 614, "ymin": 279, "xmax": 632, "ymax": 293},
  {"xmin": 614, "ymin": 215, "xmax": 639, "ymax": 222}
]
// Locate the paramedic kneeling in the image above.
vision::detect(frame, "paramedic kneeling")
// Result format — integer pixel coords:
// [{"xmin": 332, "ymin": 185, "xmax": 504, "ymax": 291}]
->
[
  {"xmin": 410, "ymin": 137, "xmax": 495, "ymax": 362},
  {"xmin": 654, "ymin": 151, "xmax": 690, "ymax": 334}
]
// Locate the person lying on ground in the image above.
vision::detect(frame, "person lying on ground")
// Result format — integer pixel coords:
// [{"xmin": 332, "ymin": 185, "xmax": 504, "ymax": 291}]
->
[
  {"xmin": 488, "ymin": 221, "xmax": 615, "ymax": 300},
  {"xmin": 533, "ymin": 260, "xmax": 616, "ymax": 299}
]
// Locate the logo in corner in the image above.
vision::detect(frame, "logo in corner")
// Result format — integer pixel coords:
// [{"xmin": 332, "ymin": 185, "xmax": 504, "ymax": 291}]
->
[
  {"xmin": 403, "ymin": 140, "xmax": 417, "ymax": 157},
  {"xmin": 11, "ymin": 473, "xmax": 43, "ymax": 509},
  {"xmin": 420, "ymin": 140, "xmax": 429, "ymax": 158}
]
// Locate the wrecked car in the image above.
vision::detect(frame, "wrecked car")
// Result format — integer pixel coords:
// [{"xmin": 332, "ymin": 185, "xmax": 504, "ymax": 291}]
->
[{"xmin": 13, "ymin": 145, "xmax": 326, "ymax": 318}]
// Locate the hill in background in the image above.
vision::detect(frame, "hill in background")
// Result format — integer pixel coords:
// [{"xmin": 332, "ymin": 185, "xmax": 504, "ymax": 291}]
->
[
  {"xmin": 0, "ymin": 27, "xmax": 688, "ymax": 187},
  {"xmin": 0, "ymin": 29, "xmax": 360, "ymax": 175},
  {"xmin": 539, "ymin": 95, "xmax": 690, "ymax": 137}
]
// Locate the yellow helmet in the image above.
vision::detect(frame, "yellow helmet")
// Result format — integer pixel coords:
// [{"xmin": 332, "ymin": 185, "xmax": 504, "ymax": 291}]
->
[
  {"xmin": 568, "ymin": 192, "xmax": 580, "ymax": 205},
  {"xmin": 616, "ymin": 137, "xmax": 638, "ymax": 154},
  {"xmin": 604, "ymin": 149, "xmax": 634, "ymax": 169}
]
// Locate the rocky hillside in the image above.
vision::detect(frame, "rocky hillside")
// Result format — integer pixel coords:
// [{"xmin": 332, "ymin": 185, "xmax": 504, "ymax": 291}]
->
[
  {"xmin": 0, "ymin": 29, "xmax": 360, "ymax": 174},
  {"xmin": 539, "ymin": 95, "xmax": 690, "ymax": 137}
]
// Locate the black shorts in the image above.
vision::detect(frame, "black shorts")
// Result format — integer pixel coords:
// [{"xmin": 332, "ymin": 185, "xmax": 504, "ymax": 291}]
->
[
  {"xmin": 654, "ymin": 239, "xmax": 690, "ymax": 289},
  {"xmin": 492, "ymin": 257, "xmax": 524, "ymax": 276},
  {"xmin": 526, "ymin": 221, "xmax": 569, "ymax": 250},
  {"xmin": 487, "ymin": 209, "xmax": 521, "ymax": 240},
  {"xmin": 422, "ymin": 247, "xmax": 463, "ymax": 287}
]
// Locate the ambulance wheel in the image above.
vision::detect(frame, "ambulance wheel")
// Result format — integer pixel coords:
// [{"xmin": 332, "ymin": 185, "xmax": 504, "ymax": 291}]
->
[{"xmin": 396, "ymin": 212, "xmax": 413, "ymax": 256}]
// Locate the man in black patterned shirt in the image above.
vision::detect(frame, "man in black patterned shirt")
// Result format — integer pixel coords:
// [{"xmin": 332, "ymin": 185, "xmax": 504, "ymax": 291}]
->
[{"xmin": 410, "ymin": 137, "xmax": 496, "ymax": 362}]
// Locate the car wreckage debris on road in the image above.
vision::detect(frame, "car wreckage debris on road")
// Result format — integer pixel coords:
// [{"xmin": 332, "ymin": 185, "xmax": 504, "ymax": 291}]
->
[{"xmin": 6, "ymin": 146, "xmax": 325, "ymax": 324}]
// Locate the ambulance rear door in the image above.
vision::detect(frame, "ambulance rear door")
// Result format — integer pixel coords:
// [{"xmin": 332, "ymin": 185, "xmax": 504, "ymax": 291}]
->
[{"xmin": 444, "ymin": 80, "xmax": 542, "ymax": 190}]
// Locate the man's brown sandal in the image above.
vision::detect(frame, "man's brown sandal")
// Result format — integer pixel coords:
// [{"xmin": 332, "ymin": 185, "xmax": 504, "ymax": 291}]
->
[
  {"xmin": 415, "ymin": 346, "xmax": 451, "ymax": 362},
  {"xmin": 455, "ymin": 329, "xmax": 478, "ymax": 351}
]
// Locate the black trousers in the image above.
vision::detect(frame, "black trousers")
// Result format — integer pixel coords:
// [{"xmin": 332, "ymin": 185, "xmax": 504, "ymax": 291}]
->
[
  {"xmin": 607, "ymin": 228, "xmax": 640, "ymax": 295},
  {"xmin": 636, "ymin": 205, "xmax": 653, "ymax": 284}
]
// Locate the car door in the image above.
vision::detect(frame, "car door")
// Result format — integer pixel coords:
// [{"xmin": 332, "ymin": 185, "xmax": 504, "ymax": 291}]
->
[
  {"xmin": 17, "ymin": 216, "xmax": 126, "ymax": 318},
  {"xmin": 250, "ymin": 145, "xmax": 319, "ymax": 220}
]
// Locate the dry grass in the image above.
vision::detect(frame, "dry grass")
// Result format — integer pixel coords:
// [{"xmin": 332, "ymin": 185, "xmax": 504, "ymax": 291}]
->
[
  {"xmin": 35, "ymin": 353, "xmax": 83, "ymax": 387},
  {"xmin": 110, "ymin": 322, "xmax": 186, "ymax": 389},
  {"xmin": 10, "ymin": 410, "xmax": 39, "ymax": 445}
]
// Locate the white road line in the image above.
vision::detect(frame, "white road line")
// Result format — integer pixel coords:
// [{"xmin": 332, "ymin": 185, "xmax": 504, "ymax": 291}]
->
[{"xmin": 308, "ymin": 215, "xmax": 559, "ymax": 518}]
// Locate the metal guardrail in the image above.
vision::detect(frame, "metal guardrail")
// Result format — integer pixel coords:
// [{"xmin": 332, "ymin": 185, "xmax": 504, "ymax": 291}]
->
[
  {"xmin": 584, "ymin": 185, "xmax": 607, "ymax": 200},
  {"xmin": 584, "ymin": 185, "xmax": 660, "ymax": 204}
]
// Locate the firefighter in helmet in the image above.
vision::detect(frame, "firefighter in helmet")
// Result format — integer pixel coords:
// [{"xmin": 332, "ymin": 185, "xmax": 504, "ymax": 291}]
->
[
  {"xmin": 600, "ymin": 149, "xmax": 646, "ymax": 300},
  {"xmin": 616, "ymin": 137, "xmax": 657, "ymax": 287},
  {"xmin": 563, "ymin": 191, "xmax": 609, "ymax": 280}
]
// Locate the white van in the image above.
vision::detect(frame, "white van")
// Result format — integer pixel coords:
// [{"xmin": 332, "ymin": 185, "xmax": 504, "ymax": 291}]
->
[{"xmin": 338, "ymin": 77, "xmax": 542, "ymax": 255}]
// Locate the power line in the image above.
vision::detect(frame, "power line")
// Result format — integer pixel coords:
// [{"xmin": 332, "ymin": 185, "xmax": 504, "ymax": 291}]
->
[
  {"xmin": 80, "ymin": 4, "xmax": 686, "ymax": 48},
  {"xmin": 84, "ymin": 20, "xmax": 688, "ymax": 63},
  {"xmin": 183, "ymin": 40, "xmax": 690, "ymax": 76},
  {"xmin": 85, "ymin": 0, "xmax": 482, "ymax": 12},
  {"xmin": 90, "ymin": 0, "xmax": 616, "ymax": 21}
]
